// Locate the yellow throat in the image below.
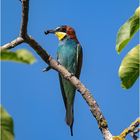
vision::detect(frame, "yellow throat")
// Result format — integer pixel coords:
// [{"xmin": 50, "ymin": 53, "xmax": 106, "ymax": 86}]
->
[{"xmin": 55, "ymin": 32, "xmax": 66, "ymax": 40}]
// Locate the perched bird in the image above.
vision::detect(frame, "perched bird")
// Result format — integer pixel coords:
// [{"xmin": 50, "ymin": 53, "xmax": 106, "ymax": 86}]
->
[{"xmin": 45, "ymin": 25, "xmax": 83, "ymax": 136}]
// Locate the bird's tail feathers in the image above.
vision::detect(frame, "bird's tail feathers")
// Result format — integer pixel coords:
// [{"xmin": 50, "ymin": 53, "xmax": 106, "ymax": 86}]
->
[
  {"xmin": 65, "ymin": 105, "xmax": 74, "ymax": 136},
  {"xmin": 70, "ymin": 124, "xmax": 73, "ymax": 136}
]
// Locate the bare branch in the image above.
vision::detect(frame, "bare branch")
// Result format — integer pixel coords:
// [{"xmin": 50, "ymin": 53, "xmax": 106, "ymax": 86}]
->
[
  {"xmin": 20, "ymin": 0, "xmax": 29, "ymax": 38},
  {"xmin": 130, "ymin": 128, "xmax": 140, "ymax": 140},
  {"xmin": 0, "ymin": 37, "xmax": 24, "ymax": 51},
  {"xmin": 25, "ymin": 35, "xmax": 51, "ymax": 63},
  {"xmin": 120, "ymin": 118, "xmax": 140, "ymax": 139}
]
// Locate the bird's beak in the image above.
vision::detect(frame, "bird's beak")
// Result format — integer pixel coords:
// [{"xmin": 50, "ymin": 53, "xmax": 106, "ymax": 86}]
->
[
  {"xmin": 44, "ymin": 29, "xmax": 66, "ymax": 40},
  {"xmin": 44, "ymin": 29, "xmax": 56, "ymax": 35}
]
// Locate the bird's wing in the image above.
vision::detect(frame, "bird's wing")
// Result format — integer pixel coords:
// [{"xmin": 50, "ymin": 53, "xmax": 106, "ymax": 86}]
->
[
  {"xmin": 76, "ymin": 43, "xmax": 83, "ymax": 78},
  {"xmin": 57, "ymin": 52, "xmax": 67, "ymax": 108},
  {"xmin": 58, "ymin": 74, "xmax": 67, "ymax": 108}
]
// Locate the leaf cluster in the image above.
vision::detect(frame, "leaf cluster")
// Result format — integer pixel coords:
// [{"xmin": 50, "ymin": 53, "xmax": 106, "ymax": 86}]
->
[{"xmin": 116, "ymin": 7, "xmax": 140, "ymax": 89}]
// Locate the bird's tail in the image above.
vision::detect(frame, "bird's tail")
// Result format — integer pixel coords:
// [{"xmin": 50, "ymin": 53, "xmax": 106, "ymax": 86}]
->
[
  {"xmin": 65, "ymin": 105, "xmax": 74, "ymax": 136},
  {"xmin": 70, "ymin": 124, "xmax": 73, "ymax": 136}
]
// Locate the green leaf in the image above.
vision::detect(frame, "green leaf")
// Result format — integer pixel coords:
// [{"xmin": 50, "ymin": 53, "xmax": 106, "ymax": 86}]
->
[
  {"xmin": 0, "ymin": 106, "xmax": 14, "ymax": 140},
  {"xmin": 116, "ymin": 9, "xmax": 140, "ymax": 54},
  {"xmin": 119, "ymin": 45, "xmax": 140, "ymax": 89},
  {"xmin": 135, "ymin": 6, "xmax": 140, "ymax": 17},
  {"xmin": 0, "ymin": 49, "xmax": 36, "ymax": 64}
]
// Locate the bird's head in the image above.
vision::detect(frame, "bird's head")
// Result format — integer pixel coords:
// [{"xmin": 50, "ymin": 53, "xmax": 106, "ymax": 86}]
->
[{"xmin": 45, "ymin": 25, "xmax": 78, "ymax": 42}]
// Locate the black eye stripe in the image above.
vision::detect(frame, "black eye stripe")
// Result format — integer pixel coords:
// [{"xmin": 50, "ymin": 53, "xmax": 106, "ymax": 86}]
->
[
  {"xmin": 56, "ymin": 27, "xmax": 66, "ymax": 32},
  {"xmin": 60, "ymin": 28, "xmax": 66, "ymax": 32},
  {"xmin": 55, "ymin": 27, "xmax": 60, "ymax": 31}
]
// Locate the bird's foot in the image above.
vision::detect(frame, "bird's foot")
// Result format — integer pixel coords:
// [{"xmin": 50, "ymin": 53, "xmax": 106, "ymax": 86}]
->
[
  {"xmin": 42, "ymin": 66, "xmax": 52, "ymax": 72},
  {"xmin": 42, "ymin": 60, "xmax": 60, "ymax": 72}
]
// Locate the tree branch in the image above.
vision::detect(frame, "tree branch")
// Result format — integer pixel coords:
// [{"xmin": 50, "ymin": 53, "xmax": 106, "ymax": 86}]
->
[
  {"xmin": 0, "ymin": 37, "xmax": 24, "ymax": 51},
  {"xmin": 130, "ymin": 128, "xmax": 140, "ymax": 140},
  {"xmin": 25, "ymin": 35, "xmax": 51, "ymax": 63},
  {"xmin": 120, "ymin": 118, "xmax": 140, "ymax": 139},
  {"xmin": 20, "ymin": 0, "xmax": 29, "ymax": 38}
]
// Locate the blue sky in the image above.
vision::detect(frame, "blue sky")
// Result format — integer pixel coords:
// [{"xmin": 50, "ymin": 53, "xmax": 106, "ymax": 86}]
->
[{"xmin": 1, "ymin": 0, "xmax": 139, "ymax": 140}]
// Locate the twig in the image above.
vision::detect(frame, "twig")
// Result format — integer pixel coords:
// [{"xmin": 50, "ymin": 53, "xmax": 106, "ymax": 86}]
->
[
  {"xmin": 25, "ymin": 35, "xmax": 51, "ymax": 63},
  {"xmin": 20, "ymin": 0, "xmax": 29, "ymax": 37},
  {"xmin": 120, "ymin": 118, "xmax": 140, "ymax": 139},
  {"xmin": 130, "ymin": 128, "xmax": 140, "ymax": 140},
  {"xmin": 2, "ymin": 0, "xmax": 133, "ymax": 139},
  {"xmin": 0, "ymin": 37, "xmax": 24, "ymax": 51}
]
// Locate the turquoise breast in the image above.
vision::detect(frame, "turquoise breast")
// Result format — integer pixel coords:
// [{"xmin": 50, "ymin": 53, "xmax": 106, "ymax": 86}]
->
[{"xmin": 57, "ymin": 38, "xmax": 77, "ymax": 73}]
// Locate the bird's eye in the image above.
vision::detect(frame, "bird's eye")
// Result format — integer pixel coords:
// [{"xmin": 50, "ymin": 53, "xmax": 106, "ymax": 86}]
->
[
  {"xmin": 61, "ymin": 28, "xmax": 66, "ymax": 32},
  {"xmin": 58, "ymin": 28, "xmax": 66, "ymax": 33}
]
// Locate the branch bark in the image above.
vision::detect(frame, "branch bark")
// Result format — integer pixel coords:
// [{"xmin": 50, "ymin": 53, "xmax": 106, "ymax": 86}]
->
[
  {"xmin": 20, "ymin": 0, "xmax": 29, "ymax": 37},
  {"xmin": 0, "ymin": 37, "xmax": 24, "ymax": 51},
  {"xmin": 120, "ymin": 118, "xmax": 140, "ymax": 139},
  {"xmin": 130, "ymin": 128, "xmax": 140, "ymax": 140}
]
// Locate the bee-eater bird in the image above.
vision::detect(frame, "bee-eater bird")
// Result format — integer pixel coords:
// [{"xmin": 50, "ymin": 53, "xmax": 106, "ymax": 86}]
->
[{"xmin": 44, "ymin": 25, "xmax": 83, "ymax": 136}]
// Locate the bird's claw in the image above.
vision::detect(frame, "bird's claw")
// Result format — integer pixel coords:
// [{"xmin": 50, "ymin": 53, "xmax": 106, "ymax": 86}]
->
[{"xmin": 42, "ymin": 66, "xmax": 52, "ymax": 72}]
